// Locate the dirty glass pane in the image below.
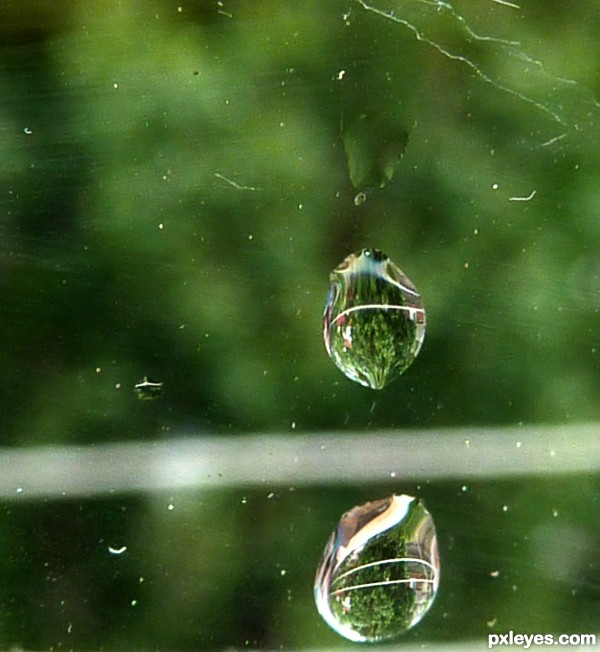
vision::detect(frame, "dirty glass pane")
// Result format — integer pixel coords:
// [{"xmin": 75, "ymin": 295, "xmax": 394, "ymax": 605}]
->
[{"xmin": 0, "ymin": 1, "xmax": 598, "ymax": 650}]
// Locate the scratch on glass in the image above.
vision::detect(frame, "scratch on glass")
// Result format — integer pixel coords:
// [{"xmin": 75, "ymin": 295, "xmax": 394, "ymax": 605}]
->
[
  {"xmin": 538, "ymin": 133, "xmax": 567, "ymax": 148},
  {"xmin": 508, "ymin": 190, "xmax": 536, "ymax": 202},
  {"xmin": 214, "ymin": 172, "xmax": 258, "ymax": 191},
  {"xmin": 352, "ymin": 0, "xmax": 597, "ymax": 136},
  {"xmin": 490, "ymin": 0, "xmax": 520, "ymax": 8}
]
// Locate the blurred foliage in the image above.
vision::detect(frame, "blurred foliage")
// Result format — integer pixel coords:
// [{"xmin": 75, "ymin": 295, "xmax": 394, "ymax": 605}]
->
[{"xmin": 0, "ymin": 0, "xmax": 598, "ymax": 649}]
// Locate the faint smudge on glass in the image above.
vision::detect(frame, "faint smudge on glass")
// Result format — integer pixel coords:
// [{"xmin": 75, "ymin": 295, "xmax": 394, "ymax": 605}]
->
[
  {"xmin": 323, "ymin": 249, "xmax": 425, "ymax": 389},
  {"xmin": 342, "ymin": 113, "xmax": 410, "ymax": 193},
  {"xmin": 314, "ymin": 494, "xmax": 439, "ymax": 643}
]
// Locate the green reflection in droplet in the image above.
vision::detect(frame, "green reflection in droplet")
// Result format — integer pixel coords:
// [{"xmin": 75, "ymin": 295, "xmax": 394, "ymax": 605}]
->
[
  {"xmin": 314, "ymin": 495, "xmax": 440, "ymax": 644},
  {"xmin": 323, "ymin": 249, "xmax": 425, "ymax": 389}
]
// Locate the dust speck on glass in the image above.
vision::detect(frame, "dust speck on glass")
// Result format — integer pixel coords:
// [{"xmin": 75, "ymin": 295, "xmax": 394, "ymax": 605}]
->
[
  {"xmin": 314, "ymin": 495, "xmax": 439, "ymax": 643},
  {"xmin": 323, "ymin": 249, "xmax": 425, "ymax": 390}
]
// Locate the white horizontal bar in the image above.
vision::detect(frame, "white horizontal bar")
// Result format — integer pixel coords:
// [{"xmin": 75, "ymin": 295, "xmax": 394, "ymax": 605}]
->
[{"xmin": 0, "ymin": 423, "xmax": 598, "ymax": 500}]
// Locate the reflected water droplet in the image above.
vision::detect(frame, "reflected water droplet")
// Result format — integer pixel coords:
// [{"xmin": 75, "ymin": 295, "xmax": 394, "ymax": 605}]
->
[
  {"xmin": 314, "ymin": 495, "xmax": 439, "ymax": 643},
  {"xmin": 323, "ymin": 249, "xmax": 426, "ymax": 389}
]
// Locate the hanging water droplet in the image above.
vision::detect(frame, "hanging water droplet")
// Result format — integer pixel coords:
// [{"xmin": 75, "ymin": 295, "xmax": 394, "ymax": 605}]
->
[
  {"xmin": 323, "ymin": 249, "xmax": 426, "ymax": 389},
  {"xmin": 314, "ymin": 495, "xmax": 439, "ymax": 643}
]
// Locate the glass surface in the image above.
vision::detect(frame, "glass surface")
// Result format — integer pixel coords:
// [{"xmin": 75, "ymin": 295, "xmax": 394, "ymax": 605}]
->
[{"xmin": 0, "ymin": 1, "xmax": 599, "ymax": 650}]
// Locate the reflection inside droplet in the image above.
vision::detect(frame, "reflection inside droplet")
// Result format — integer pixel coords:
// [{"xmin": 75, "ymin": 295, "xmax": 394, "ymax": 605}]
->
[
  {"xmin": 314, "ymin": 495, "xmax": 439, "ymax": 643},
  {"xmin": 323, "ymin": 249, "xmax": 426, "ymax": 389}
]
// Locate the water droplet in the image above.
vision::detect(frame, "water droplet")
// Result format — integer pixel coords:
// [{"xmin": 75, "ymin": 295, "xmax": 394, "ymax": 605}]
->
[
  {"xmin": 314, "ymin": 494, "xmax": 439, "ymax": 643},
  {"xmin": 323, "ymin": 249, "xmax": 426, "ymax": 389}
]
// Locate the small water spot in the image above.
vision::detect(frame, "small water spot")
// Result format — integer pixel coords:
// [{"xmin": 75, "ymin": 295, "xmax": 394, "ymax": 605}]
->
[
  {"xmin": 323, "ymin": 249, "xmax": 425, "ymax": 389},
  {"xmin": 354, "ymin": 191, "xmax": 367, "ymax": 206},
  {"xmin": 134, "ymin": 377, "xmax": 163, "ymax": 400},
  {"xmin": 108, "ymin": 545, "xmax": 127, "ymax": 555},
  {"xmin": 314, "ymin": 494, "xmax": 439, "ymax": 643}
]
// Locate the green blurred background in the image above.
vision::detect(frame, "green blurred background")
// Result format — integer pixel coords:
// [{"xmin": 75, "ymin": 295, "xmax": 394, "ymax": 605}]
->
[{"xmin": 0, "ymin": 0, "xmax": 598, "ymax": 649}]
